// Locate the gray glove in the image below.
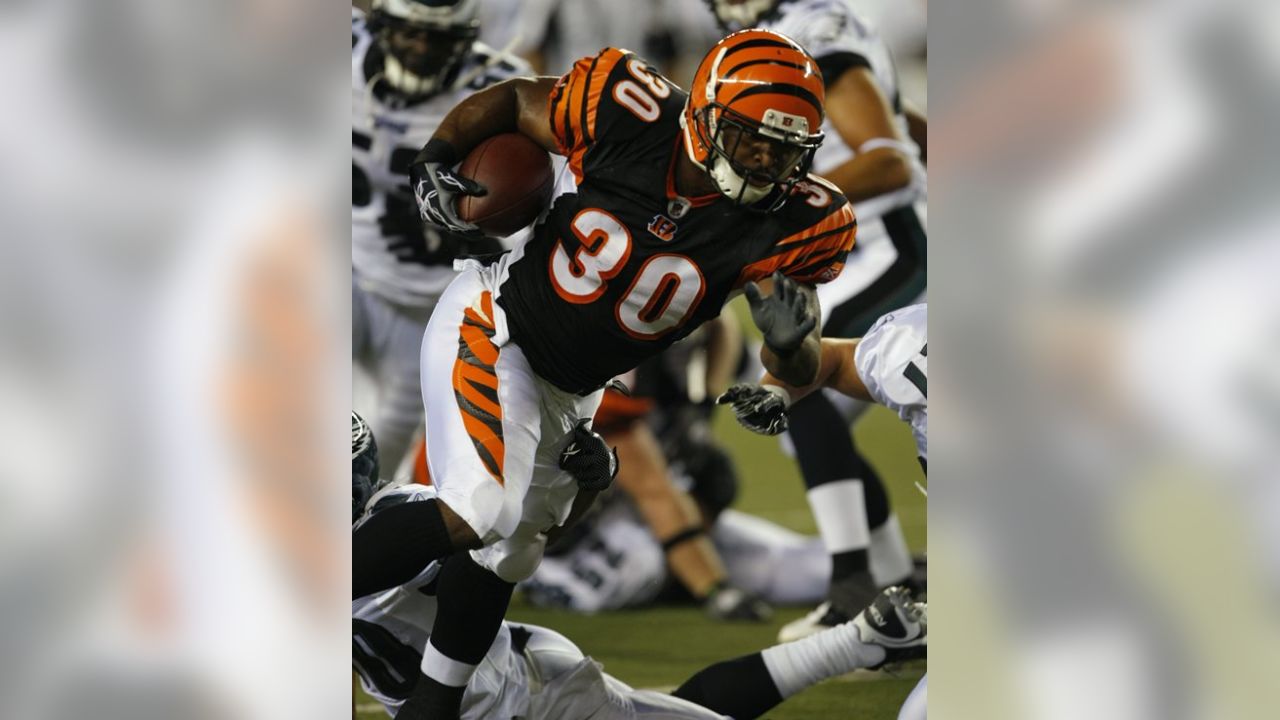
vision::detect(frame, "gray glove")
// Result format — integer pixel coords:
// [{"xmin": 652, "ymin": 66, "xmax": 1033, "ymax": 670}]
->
[
  {"xmin": 744, "ymin": 271, "xmax": 816, "ymax": 356},
  {"xmin": 716, "ymin": 383, "xmax": 791, "ymax": 436},
  {"xmin": 409, "ymin": 139, "xmax": 488, "ymax": 240}
]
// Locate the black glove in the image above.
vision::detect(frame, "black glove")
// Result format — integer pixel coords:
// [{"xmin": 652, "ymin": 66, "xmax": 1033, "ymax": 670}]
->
[
  {"xmin": 704, "ymin": 583, "xmax": 773, "ymax": 622},
  {"xmin": 410, "ymin": 139, "xmax": 488, "ymax": 240},
  {"xmin": 716, "ymin": 383, "xmax": 791, "ymax": 435},
  {"xmin": 559, "ymin": 419, "xmax": 619, "ymax": 493},
  {"xmin": 744, "ymin": 271, "xmax": 816, "ymax": 356}
]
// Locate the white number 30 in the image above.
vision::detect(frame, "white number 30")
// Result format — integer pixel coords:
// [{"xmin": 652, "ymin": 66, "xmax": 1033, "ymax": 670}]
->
[{"xmin": 550, "ymin": 209, "xmax": 704, "ymax": 339}]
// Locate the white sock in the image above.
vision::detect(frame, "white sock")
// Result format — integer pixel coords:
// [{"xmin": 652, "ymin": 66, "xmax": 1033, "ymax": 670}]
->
[
  {"xmin": 870, "ymin": 514, "xmax": 915, "ymax": 586},
  {"xmin": 807, "ymin": 480, "xmax": 871, "ymax": 554},
  {"xmin": 421, "ymin": 640, "xmax": 478, "ymax": 687},
  {"xmin": 760, "ymin": 621, "xmax": 886, "ymax": 698},
  {"xmin": 898, "ymin": 674, "xmax": 927, "ymax": 720}
]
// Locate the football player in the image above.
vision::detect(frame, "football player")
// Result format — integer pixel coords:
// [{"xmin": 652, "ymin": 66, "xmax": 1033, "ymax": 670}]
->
[
  {"xmin": 719, "ymin": 300, "xmax": 927, "ymax": 720},
  {"xmin": 706, "ymin": 0, "xmax": 927, "ymax": 641},
  {"xmin": 352, "ymin": 0, "xmax": 529, "ymax": 478},
  {"xmin": 354, "ymin": 484, "xmax": 926, "ymax": 720},
  {"xmin": 353, "ymin": 29, "xmax": 862, "ymax": 719}
]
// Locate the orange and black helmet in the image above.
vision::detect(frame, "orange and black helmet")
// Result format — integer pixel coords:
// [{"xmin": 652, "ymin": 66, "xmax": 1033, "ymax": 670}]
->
[{"xmin": 681, "ymin": 29, "xmax": 826, "ymax": 210}]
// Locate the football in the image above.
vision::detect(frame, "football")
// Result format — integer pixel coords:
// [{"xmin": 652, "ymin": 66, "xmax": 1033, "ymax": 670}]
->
[{"xmin": 457, "ymin": 133, "xmax": 555, "ymax": 236}]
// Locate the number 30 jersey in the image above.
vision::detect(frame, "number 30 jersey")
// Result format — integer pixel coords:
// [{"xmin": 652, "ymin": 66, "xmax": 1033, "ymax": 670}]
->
[
  {"xmin": 855, "ymin": 303, "xmax": 927, "ymax": 461},
  {"xmin": 498, "ymin": 48, "xmax": 858, "ymax": 395}
]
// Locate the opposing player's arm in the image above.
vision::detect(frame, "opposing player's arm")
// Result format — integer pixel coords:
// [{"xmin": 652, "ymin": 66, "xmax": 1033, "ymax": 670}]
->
[
  {"xmin": 752, "ymin": 274, "xmax": 823, "ymax": 387},
  {"xmin": 609, "ymin": 423, "xmax": 728, "ymax": 599},
  {"xmin": 819, "ymin": 66, "xmax": 914, "ymax": 203},
  {"xmin": 761, "ymin": 338, "xmax": 874, "ymax": 404}
]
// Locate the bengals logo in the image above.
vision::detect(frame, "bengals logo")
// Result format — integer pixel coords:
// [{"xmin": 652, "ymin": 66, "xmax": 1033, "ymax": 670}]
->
[{"xmin": 647, "ymin": 215, "xmax": 678, "ymax": 241}]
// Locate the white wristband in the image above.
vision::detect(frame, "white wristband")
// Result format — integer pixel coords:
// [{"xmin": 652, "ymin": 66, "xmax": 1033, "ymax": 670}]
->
[{"xmin": 857, "ymin": 137, "xmax": 916, "ymax": 156}]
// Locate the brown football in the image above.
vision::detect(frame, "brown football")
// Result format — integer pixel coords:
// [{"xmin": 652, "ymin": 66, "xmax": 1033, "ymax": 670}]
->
[{"xmin": 456, "ymin": 133, "xmax": 555, "ymax": 237}]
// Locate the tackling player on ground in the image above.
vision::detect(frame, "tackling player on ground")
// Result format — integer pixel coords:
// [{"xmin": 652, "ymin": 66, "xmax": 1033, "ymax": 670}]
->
[
  {"xmin": 353, "ymin": 29, "xmax": 861, "ymax": 719},
  {"xmin": 353, "ymin": 416, "xmax": 926, "ymax": 720}
]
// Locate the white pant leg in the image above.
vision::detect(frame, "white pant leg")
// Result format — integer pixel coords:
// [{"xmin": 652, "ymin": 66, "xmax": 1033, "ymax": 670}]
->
[
  {"xmin": 898, "ymin": 674, "xmax": 927, "ymax": 720},
  {"xmin": 420, "ymin": 262, "xmax": 602, "ymax": 582},
  {"xmin": 712, "ymin": 510, "xmax": 830, "ymax": 605},
  {"xmin": 353, "ymin": 275, "xmax": 433, "ymax": 475},
  {"xmin": 522, "ymin": 502, "xmax": 666, "ymax": 612}
]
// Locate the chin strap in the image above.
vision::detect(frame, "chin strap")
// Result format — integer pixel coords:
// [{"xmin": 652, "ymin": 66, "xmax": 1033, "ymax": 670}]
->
[{"xmin": 710, "ymin": 156, "xmax": 772, "ymax": 205}]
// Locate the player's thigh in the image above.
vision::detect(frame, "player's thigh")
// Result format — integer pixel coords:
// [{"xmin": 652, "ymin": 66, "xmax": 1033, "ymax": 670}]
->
[
  {"xmin": 419, "ymin": 271, "xmax": 542, "ymax": 542},
  {"xmin": 522, "ymin": 383, "xmax": 606, "ymax": 528}
]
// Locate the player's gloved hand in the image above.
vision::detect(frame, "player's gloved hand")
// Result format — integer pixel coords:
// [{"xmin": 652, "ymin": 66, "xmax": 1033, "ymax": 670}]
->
[
  {"xmin": 716, "ymin": 383, "xmax": 791, "ymax": 435},
  {"xmin": 410, "ymin": 138, "xmax": 488, "ymax": 240},
  {"xmin": 744, "ymin": 271, "xmax": 816, "ymax": 356},
  {"xmin": 704, "ymin": 582, "xmax": 773, "ymax": 622},
  {"xmin": 559, "ymin": 419, "xmax": 619, "ymax": 493},
  {"xmin": 352, "ymin": 412, "xmax": 379, "ymax": 523}
]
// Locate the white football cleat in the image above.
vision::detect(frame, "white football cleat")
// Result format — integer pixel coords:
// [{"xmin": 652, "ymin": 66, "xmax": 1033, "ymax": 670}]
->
[
  {"xmin": 777, "ymin": 601, "xmax": 852, "ymax": 643},
  {"xmin": 852, "ymin": 586, "xmax": 927, "ymax": 667}
]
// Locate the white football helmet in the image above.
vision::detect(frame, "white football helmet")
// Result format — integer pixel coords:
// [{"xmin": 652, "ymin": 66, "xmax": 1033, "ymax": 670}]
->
[
  {"xmin": 371, "ymin": 0, "xmax": 480, "ymax": 98},
  {"xmin": 704, "ymin": 0, "xmax": 781, "ymax": 32}
]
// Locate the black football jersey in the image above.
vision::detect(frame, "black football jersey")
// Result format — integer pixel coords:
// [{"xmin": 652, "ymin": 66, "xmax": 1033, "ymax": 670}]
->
[{"xmin": 498, "ymin": 48, "xmax": 857, "ymax": 395}]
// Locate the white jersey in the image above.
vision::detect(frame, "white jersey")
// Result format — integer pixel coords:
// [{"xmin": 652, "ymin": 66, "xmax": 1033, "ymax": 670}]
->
[
  {"xmin": 854, "ymin": 304, "xmax": 928, "ymax": 461},
  {"xmin": 521, "ymin": 499, "xmax": 829, "ymax": 612},
  {"xmin": 351, "ymin": 9, "xmax": 529, "ymax": 308},
  {"xmin": 761, "ymin": 0, "xmax": 926, "ymax": 223}
]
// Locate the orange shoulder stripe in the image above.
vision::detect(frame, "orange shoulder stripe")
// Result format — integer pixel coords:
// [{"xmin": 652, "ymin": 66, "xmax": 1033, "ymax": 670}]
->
[
  {"xmin": 736, "ymin": 210, "xmax": 857, "ymax": 288},
  {"xmin": 549, "ymin": 48, "xmax": 627, "ymax": 183},
  {"xmin": 777, "ymin": 203, "xmax": 857, "ymax": 247}
]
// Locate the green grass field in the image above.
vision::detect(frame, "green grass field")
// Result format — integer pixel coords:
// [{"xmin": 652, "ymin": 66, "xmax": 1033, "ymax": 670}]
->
[{"xmin": 356, "ymin": 397, "xmax": 927, "ymax": 719}]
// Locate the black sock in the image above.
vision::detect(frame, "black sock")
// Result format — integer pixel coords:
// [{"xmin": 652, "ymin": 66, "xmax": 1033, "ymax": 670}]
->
[
  {"xmin": 395, "ymin": 674, "xmax": 464, "ymax": 720},
  {"xmin": 394, "ymin": 555, "xmax": 515, "ymax": 720},
  {"xmin": 353, "ymin": 499, "xmax": 455, "ymax": 599},
  {"xmin": 672, "ymin": 652, "xmax": 784, "ymax": 720},
  {"xmin": 430, "ymin": 553, "xmax": 516, "ymax": 664},
  {"xmin": 787, "ymin": 393, "xmax": 870, "ymax": 489},
  {"xmin": 829, "ymin": 550, "xmax": 877, "ymax": 615}
]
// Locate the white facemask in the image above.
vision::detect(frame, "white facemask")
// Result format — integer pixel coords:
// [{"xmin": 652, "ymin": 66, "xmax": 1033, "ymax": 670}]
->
[
  {"xmin": 383, "ymin": 53, "xmax": 442, "ymax": 97},
  {"xmin": 709, "ymin": 155, "xmax": 772, "ymax": 205},
  {"xmin": 716, "ymin": 0, "xmax": 777, "ymax": 31}
]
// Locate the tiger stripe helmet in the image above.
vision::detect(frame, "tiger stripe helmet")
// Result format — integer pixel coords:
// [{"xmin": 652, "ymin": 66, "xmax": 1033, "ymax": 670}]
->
[{"xmin": 682, "ymin": 29, "xmax": 826, "ymax": 210}]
